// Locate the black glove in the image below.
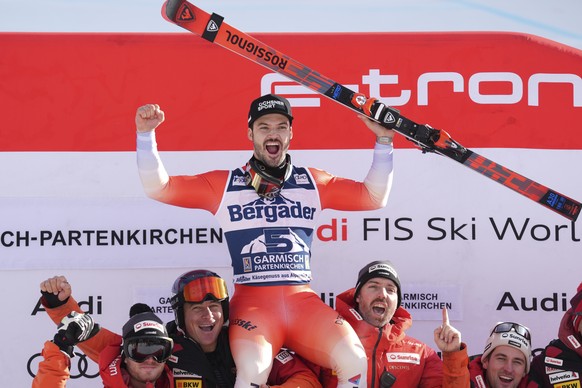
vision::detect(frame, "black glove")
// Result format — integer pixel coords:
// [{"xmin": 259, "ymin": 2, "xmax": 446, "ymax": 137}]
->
[
  {"xmin": 41, "ymin": 290, "xmax": 69, "ymax": 309},
  {"xmin": 52, "ymin": 311, "xmax": 100, "ymax": 357}
]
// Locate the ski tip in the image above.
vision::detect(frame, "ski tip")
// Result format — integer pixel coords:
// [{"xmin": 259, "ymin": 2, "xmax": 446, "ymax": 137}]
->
[
  {"xmin": 162, "ymin": 0, "xmax": 184, "ymax": 23},
  {"xmin": 161, "ymin": 1, "xmax": 173, "ymax": 23}
]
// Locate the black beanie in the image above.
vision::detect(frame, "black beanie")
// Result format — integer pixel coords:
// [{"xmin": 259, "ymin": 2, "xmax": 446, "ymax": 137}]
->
[
  {"xmin": 354, "ymin": 260, "xmax": 402, "ymax": 308},
  {"xmin": 122, "ymin": 303, "xmax": 168, "ymax": 340}
]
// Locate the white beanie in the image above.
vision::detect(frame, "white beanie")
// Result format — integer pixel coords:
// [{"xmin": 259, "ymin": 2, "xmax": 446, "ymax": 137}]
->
[{"xmin": 482, "ymin": 322, "xmax": 532, "ymax": 372}]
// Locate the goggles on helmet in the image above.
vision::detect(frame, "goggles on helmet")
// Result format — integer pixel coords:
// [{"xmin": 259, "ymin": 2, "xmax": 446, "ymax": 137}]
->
[
  {"xmin": 123, "ymin": 336, "xmax": 173, "ymax": 363},
  {"xmin": 490, "ymin": 322, "xmax": 531, "ymax": 342},
  {"xmin": 182, "ymin": 275, "xmax": 228, "ymax": 303}
]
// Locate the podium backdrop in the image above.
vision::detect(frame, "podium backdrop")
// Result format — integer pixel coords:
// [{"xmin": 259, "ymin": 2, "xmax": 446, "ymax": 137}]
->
[{"xmin": 0, "ymin": 31, "xmax": 581, "ymax": 386}]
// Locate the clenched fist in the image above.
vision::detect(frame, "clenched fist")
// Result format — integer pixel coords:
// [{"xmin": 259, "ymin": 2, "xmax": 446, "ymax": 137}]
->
[{"xmin": 136, "ymin": 104, "xmax": 165, "ymax": 133}]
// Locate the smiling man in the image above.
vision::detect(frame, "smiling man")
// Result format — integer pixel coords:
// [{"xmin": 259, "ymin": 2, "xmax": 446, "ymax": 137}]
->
[
  {"xmin": 39, "ymin": 272, "xmax": 322, "ymax": 388},
  {"xmin": 135, "ymin": 93, "xmax": 395, "ymax": 387},
  {"xmin": 469, "ymin": 321, "xmax": 533, "ymax": 388},
  {"xmin": 33, "ymin": 303, "xmax": 175, "ymax": 388},
  {"xmin": 323, "ymin": 260, "xmax": 470, "ymax": 388}
]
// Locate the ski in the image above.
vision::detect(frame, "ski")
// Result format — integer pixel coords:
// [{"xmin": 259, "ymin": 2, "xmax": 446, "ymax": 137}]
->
[{"xmin": 161, "ymin": 0, "xmax": 581, "ymax": 222}]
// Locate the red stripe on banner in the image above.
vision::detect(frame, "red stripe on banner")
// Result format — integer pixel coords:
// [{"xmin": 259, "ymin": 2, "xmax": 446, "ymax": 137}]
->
[{"xmin": 0, "ymin": 32, "xmax": 581, "ymax": 151}]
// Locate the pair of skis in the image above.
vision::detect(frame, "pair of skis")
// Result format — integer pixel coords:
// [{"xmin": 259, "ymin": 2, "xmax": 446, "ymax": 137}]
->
[{"xmin": 161, "ymin": 0, "xmax": 580, "ymax": 222}]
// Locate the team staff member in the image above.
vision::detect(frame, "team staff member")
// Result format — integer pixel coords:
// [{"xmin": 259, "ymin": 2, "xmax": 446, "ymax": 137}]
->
[
  {"xmin": 168, "ymin": 269, "xmax": 321, "ymax": 388},
  {"xmin": 39, "ymin": 273, "xmax": 321, "ymax": 388},
  {"xmin": 530, "ymin": 282, "xmax": 582, "ymax": 387},
  {"xmin": 468, "ymin": 321, "xmax": 535, "ymax": 388},
  {"xmin": 34, "ymin": 304, "xmax": 174, "ymax": 388},
  {"xmin": 322, "ymin": 260, "xmax": 470, "ymax": 387},
  {"xmin": 135, "ymin": 94, "xmax": 394, "ymax": 387}
]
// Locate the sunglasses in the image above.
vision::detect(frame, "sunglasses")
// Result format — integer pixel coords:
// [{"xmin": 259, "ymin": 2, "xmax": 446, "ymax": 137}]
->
[
  {"xmin": 491, "ymin": 322, "xmax": 531, "ymax": 342},
  {"xmin": 182, "ymin": 275, "xmax": 228, "ymax": 303},
  {"xmin": 123, "ymin": 337, "xmax": 174, "ymax": 363}
]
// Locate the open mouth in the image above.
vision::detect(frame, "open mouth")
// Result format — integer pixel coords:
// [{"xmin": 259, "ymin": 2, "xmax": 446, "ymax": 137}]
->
[
  {"xmin": 372, "ymin": 305, "xmax": 386, "ymax": 315},
  {"xmin": 266, "ymin": 142, "xmax": 280, "ymax": 155},
  {"xmin": 199, "ymin": 324, "xmax": 215, "ymax": 332},
  {"xmin": 499, "ymin": 375, "xmax": 514, "ymax": 383}
]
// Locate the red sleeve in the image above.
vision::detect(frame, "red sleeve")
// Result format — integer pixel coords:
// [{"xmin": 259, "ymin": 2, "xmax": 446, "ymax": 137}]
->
[
  {"xmin": 151, "ymin": 170, "xmax": 229, "ymax": 214},
  {"xmin": 417, "ymin": 345, "xmax": 444, "ymax": 387},
  {"xmin": 418, "ymin": 344, "xmax": 470, "ymax": 388},
  {"xmin": 267, "ymin": 350, "xmax": 322, "ymax": 388},
  {"xmin": 42, "ymin": 296, "xmax": 122, "ymax": 364},
  {"xmin": 43, "ymin": 296, "xmax": 84, "ymax": 325},
  {"xmin": 32, "ymin": 341, "xmax": 70, "ymax": 388},
  {"xmin": 310, "ymin": 168, "xmax": 382, "ymax": 211},
  {"xmin": 442, "ymin": 344, "xmax": 470, "ymax": 388}
]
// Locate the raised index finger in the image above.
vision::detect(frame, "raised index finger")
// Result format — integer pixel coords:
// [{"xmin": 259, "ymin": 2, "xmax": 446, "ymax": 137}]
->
[{"xmin": 442, "ymin": 308, "xmax": 450, "ymax": 326}]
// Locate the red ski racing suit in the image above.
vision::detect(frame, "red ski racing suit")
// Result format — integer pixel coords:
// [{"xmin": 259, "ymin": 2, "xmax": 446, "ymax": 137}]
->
[{"xmin": 136, "ymin": 130, "xmax": 394, "ymax": 387}]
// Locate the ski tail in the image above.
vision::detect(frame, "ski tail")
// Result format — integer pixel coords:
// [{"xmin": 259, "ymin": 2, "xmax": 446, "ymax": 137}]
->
[
  {"xmin": 160, "ymin": 0, "xmax": 581, "ymax": 222},
  {"xmin": 463, "ymin": 153, "xmax": 580, "ymax": 221}
]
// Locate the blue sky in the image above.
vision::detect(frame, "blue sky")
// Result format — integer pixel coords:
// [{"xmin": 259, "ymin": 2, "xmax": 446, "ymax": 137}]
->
[{"xmin": 1, "ymin": 0, "xmax": 581, "ymax": 49}]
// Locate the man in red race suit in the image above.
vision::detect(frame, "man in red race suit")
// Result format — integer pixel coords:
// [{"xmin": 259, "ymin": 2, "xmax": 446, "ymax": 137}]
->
[{"xmin": 135, "ymin": 94, "xmax": 395, "ymax": 387}]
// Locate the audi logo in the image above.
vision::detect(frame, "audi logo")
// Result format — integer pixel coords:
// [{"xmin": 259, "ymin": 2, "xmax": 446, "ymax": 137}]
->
[{"xmin": 27, "ymin": 351, "xmax": 99, "ymax": 379}]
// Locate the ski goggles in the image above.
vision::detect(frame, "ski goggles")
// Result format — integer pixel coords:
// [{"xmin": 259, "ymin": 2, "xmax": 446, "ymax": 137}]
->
[
  {"xmin": 123, "ymin": 336, "xmax": 174, "ymax": 363},
  {"xmin": 182, "ymin": 275, "xmax": 228, "ymax": 303},
  {"xmin": 490, "ymin": 322, "xmax": 531, "ymax": 342}
]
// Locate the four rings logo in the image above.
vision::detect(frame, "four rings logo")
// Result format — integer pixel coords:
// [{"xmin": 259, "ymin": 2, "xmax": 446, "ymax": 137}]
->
[{"xmin": 27, "ymin": 351, "xmax": 99, "ymax": 379}]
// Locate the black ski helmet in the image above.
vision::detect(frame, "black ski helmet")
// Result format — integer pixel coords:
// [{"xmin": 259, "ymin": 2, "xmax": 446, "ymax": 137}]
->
[{"xmin": 170, "ymin": 269, "xmax": 230, "ymax": 334}]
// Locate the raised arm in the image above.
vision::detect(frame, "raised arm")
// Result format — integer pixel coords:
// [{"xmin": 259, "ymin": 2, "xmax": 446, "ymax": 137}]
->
[
  {"xmin": 434, "ymin": 308, "xmax": 470, "ymax": 388},
  {"xmin": 135, "ymin": 104, "xmax": 228, "ymax": 213},
  {"xmin": 39, "ymin": 276, "xmax": 120, "ymax": 363},
  {"xmin": 135, "ymin": 104, "xmax": 170, "ymax": 198},
  {"xmin": 313, "ymin": 116, "xmax": 394, "ymax": 210}
]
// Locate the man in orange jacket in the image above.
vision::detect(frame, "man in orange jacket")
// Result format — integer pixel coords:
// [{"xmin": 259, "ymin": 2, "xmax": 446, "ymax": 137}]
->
[
  {"xmin": 38, "ymin": 273, "xmax": 322, "ymax": 388},
  {"xmin": 321, "ymin": 260, "xmax": 470, "ymax": 388},
  {"xmin": 33, "ymin": 305, "xmax": 175, "ymax": 388}
]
